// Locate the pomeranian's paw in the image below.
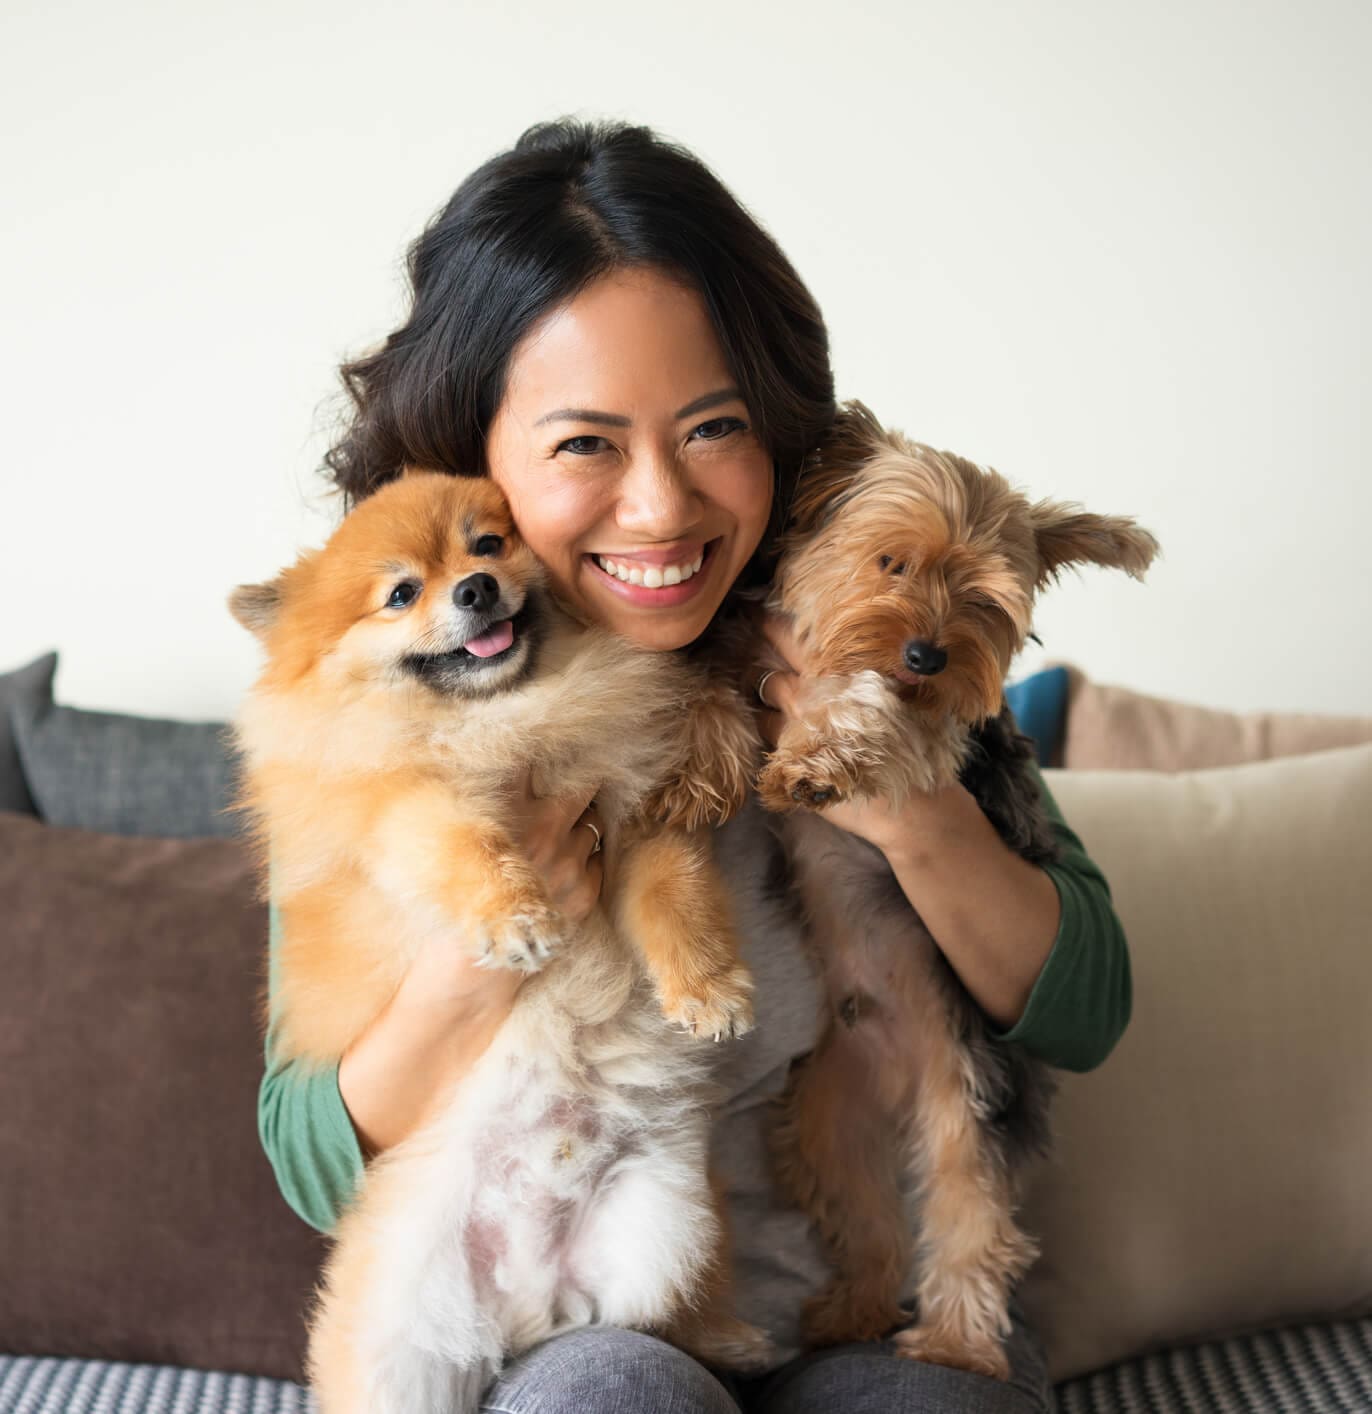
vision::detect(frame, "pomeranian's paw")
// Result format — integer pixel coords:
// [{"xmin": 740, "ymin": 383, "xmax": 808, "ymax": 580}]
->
[
  {"xmin": 473, "ymin": 907, "xmax": 562, "ymax": 972},
  {"xmin": 892, "ymin": 1323, "xmax": 1010, "ymax": 1381},
  {"xmin": 660, "ymin": 965, "xmax": 755, "ymax": 1041},
  {"xmin": 643, "ymin": 768, "xmax": 747, "ymax": 831},
  {"xmin": 802, "ymin": 1280, "xmax": 909, "ymax": 1348}
]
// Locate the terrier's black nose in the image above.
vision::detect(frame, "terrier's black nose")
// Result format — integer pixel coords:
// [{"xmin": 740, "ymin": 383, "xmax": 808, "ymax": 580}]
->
[
  {"xmin": 904, "ymin": 640, "xmax": 948, "ymax": 676},
  {"xmin": 454, "ymin": 573, "xmax": 500, "ymax": 613}
]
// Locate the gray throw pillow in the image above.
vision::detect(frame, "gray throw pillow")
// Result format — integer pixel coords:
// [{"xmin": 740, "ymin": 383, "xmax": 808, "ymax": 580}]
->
[
  {"xmin": 8, "ymin": 661, "xmax": 242, "ymax": 839},
  {"xmin": 0, "ymin": 653, "xmax": 57, "ymax": 815}
]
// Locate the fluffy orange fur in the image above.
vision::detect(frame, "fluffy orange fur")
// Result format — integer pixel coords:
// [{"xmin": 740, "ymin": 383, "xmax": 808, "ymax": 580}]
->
[{"xmin": 229, "ymin": 471, "xmax": 769, "ymax": 1400}]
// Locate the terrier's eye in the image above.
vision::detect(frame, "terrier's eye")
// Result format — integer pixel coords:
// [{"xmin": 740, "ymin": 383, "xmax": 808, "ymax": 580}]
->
[
  {"xmin": 474, "ymin": 534, "xmax": 504, "ymax": 557},
  {"xmin": 386, "ymin": 581, "xmax": 420, "ymax": 609},
  {"xmin": 878, "ymin": 555, "xmax": 907, "ymax": 575}
]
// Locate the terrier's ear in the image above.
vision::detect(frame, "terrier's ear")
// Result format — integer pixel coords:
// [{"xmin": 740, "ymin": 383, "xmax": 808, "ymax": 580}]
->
[
  {"xmin": 228, "ymin": 579, "xmax": 284, "ymax": 638},
  {"xmin": 1031, "ymin": 501, "xmax": 1160, "ymax": 587},
  {"xmin": 785, "ymin": 401, "xmax": 888, "ymax": 536}
]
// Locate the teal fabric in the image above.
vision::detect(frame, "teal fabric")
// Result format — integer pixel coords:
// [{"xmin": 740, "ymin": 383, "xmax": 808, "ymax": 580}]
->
[{"xmin": 1004, "ymin": 666, "xmax": 1070, "ymax": 767}]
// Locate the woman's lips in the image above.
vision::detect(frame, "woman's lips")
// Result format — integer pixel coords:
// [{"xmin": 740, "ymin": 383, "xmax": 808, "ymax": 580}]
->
[{"xmin": 585, "ymin": 538, "xmax": 720, "ymax": 607}]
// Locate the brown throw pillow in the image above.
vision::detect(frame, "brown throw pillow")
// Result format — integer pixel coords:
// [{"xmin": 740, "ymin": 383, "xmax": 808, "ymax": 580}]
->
[
  {"xmin": 1020, "ymin": 745, "xmax": 1372, "ymax": 1380},
  {"xmin": 1060, "ymin": 668, "xmax": 1372, "ymax": 771},
  {"xmin": 0, "ymin": 811, "xmax": 324, "ymax": 1380}
]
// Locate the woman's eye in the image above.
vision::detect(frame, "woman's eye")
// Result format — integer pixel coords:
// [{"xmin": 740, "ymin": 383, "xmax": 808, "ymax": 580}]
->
[
  {"xmin": 473, "ymin": 534, "xmax": 504, "ymax": 557},
  {"xmin": 387, "ymin": 581, "xmax": 420, "ymax": 609},
  {"xmin": 691, "ymin": 417, "xmax": 745, "ymax": 441},
  {"xmin": 557, "ymin": 436, "xmax": 610, "ymax": 456}
]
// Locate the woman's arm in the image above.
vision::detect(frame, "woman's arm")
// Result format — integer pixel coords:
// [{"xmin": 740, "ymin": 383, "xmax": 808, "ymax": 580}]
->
[
  {"xmin": 820, "ymin": 765, "xmax": 1132, "ymax": 1072},
  {"xmin": 834, "ymin": 780, "xmax": 1060, "ymax": 1030},
  {"xmin": 757, "ymin": 616, "xmax": 1131, "ymax": 1073},
  {"xmin": 258, "ymin": 778, "xmax": 606, "ymax": 1232}
]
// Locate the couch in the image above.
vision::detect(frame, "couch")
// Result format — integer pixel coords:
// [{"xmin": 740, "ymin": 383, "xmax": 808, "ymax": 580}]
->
[{"xmin": 2, "ymin": 652, "xmax": 1370, "ymax": 1413}]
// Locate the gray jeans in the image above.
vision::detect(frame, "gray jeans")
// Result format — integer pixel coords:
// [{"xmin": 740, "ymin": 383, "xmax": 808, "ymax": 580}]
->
[{"xmin": 479, "ymin": 1311, "xmax": 1050, "ymax": 1413}]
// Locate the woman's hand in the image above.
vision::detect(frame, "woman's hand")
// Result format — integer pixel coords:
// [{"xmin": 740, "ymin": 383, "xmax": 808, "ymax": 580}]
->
[
  {"xmin": 338, "ymin": 777, "xmax": 605, "ymax": 1159},
  {"xmin": 505, "ymin": 775, "xmax": 605, "ymax": 926},
  {"xmin": 398, "ymin": 776, "xmax": 603, "ymax": 1014}
]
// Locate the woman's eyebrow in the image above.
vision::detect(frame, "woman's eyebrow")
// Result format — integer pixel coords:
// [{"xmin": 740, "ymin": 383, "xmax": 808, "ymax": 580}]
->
[
  {"xmin": 533, "ymin": 408, "xmax": 631, "ymax": 428},
  {"xmin": 675, "ymin": 387, "xmax": 743, "ymax": 420},
  {"xmin": 532, "ymin": 387, "xmax": 743, "ymax": 428}
]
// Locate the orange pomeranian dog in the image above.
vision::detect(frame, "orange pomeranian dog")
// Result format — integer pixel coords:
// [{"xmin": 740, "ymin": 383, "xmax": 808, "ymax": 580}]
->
[{"xmin": 228, "ymin": 470, "xmax": 769, "ymax": 1414}]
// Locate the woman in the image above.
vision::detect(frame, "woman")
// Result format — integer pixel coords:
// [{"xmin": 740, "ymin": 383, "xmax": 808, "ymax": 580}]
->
[{"xmin": 259, "ymin": 118, "xmax": 1130, "ymax": 1414}]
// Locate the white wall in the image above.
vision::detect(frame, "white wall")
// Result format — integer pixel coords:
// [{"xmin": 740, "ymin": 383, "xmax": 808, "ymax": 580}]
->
[{"xmin": 3, "ymin": 0, "xmax": 1368, "ymax": 720}]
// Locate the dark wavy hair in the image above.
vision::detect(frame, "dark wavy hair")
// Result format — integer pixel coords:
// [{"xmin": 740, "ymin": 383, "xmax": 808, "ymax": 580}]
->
[{"xmin": 324, "ymin": 119, "xmax": 835, "ymax": 561}]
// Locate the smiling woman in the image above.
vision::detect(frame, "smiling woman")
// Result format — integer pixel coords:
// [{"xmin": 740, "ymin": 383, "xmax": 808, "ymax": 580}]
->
[{"xmin": 259, "ymin": 117, "xmax": 1131, "ymax": 1414}]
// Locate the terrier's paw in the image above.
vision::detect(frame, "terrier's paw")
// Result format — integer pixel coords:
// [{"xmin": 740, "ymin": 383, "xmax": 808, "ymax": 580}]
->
[
  {"xmin": 684, "ymin": 1316, "xmax": 776, "ymax": 1373},
  {"xmin": 659, "ymin": 967, "xmax": 755, "ymax": 1041},
  {"xmin": 756, "ymin": 753, "xmax": 855, "ymax": 813},
  {"xmin": 473, "ymin": 905, "xmax": 563, "ymax": 972},
  {"xmin": 802, "ymin": 1281, "xmax": 909, "ymax": 1348},
  {"xmin": 892, "ymin": 1323, "xmax": 1010, "ymax": 1381}
]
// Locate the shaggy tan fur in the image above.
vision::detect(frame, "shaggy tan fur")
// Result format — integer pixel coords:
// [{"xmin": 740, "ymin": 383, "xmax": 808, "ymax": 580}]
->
[{"xmin": 763, "ymin": 403, "xmax": 1158, "ymax": 1379}]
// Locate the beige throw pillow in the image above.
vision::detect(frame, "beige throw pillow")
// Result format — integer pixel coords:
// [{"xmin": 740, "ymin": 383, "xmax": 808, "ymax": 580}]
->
[
  {"xmin": 1061, "ymin": 670, "xmax": 1372, "ymax": 771},
  {"xmin": 1020, "ymin": 745, "xmax": 1372, "ymax": 1381}
]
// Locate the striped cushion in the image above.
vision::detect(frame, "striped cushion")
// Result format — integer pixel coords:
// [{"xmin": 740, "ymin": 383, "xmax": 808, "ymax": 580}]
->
[
  {"xmin": 1055, "ymin": 1318, "xmax": 1372, "ymax": 1413},
  {"xmin": 5, "ymin": 1319, "xmax": 1371, "ymax": 1411},
  {"xmin": 0, "ymin": 1357, "xmax": 312, "ymax": 1412}
]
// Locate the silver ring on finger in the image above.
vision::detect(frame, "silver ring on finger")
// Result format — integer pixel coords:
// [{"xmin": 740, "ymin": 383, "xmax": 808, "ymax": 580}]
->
[
  {"xmin": 756, "ymin": 669, "xmax": 779, "ymax": 709},
  {"xmin": 581, "ymin": 818, "xmax": 603, "ymax": 855}
]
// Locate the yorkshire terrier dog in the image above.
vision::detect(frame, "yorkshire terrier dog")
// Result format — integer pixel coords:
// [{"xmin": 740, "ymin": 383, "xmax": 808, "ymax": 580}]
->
[
  {"xmin": 229, "ymin": 471, "xmax": 765, "ymax": 1414},
  {"xmin": 760, "ymin": 402, "xmax": 1158, "ymax": 1379}
]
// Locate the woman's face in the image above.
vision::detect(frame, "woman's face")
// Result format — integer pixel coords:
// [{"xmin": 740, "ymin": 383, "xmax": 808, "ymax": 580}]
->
[{"xmin": 486, "ymin": 268, "xmax": 774, "ymax": 651}]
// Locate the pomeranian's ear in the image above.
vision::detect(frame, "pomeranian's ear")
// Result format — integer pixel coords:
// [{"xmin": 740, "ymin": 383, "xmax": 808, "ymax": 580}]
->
[
  {"xmin": 228, "ymin": 579, "xmax": 284, "ymax": 638},
  {"xmin": 1031, "ymin": 500, "xmax": 1160, "ymax": 587}
]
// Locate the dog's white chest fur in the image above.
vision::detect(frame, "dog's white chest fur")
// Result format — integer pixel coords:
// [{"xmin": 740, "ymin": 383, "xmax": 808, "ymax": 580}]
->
[{"xmin": 329, "ymin": 925, "xmax": 717, "ymax": 1414}]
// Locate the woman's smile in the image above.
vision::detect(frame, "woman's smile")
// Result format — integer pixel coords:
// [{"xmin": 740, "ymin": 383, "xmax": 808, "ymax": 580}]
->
[{"xmin": 584, "ymin": 537, "xmax": 720, "ymax": 606}]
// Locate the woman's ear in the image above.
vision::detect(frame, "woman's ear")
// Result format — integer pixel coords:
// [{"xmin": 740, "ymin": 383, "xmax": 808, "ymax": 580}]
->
[
  {"xmin": 228, "ymin": 579, "xmax": 285, "ymax": 638},
  {"xmin": 1030, "ymin": 500, "xmax": 1160, "ymax": 587}
]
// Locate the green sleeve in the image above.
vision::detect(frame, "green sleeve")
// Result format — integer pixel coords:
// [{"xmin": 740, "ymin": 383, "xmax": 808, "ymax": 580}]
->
[
  {"xmin": 256, "ymin": 900, "xmax": 365, "ymax": 1234},
  {"xmin": 991, "ymin": 764, "xmax": 1133, "ymax": 1072}
]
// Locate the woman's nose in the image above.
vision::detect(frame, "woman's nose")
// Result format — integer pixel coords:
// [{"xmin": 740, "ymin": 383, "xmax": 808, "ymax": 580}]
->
[{"xmin": 615, "ymin": 450, "xmax": 703, "ymax": 538}]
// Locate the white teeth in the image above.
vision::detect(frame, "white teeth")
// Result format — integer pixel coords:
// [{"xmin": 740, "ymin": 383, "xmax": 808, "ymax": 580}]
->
[{"xmin": 596, "ymin": 551, "xmax": 705, "ymax": 587}]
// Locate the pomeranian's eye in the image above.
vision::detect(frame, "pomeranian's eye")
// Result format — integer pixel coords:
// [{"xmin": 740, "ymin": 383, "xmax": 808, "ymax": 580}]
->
[
  {"xmin": 386, "ymin": 581, "xmax": 420, "ymax": 609},
  {"xmin": 473, "ymin": 534, "xmax": 504, "ymax": 557}
]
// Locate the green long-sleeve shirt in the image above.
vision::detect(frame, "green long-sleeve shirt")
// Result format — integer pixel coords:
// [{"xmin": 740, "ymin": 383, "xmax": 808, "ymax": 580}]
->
[{"xmin": 258, "ymin": 766, "xmax": 1129, "ymax": 1235}]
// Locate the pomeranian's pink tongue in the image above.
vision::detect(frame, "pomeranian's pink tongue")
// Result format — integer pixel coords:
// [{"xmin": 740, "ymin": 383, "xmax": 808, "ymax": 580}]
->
[{"xmin": 463, "ymin": 620, "xmax": 514, "ymax": 658}]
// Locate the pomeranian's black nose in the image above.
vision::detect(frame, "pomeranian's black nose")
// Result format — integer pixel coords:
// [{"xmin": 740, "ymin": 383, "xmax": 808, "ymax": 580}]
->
[
  {"xmin": 904, "ymin": 639, "xmax": 948, "ymax": 676},
  {"xmin": 454, "ymin": 573, "xmax": 500, "ymax": 613}
]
